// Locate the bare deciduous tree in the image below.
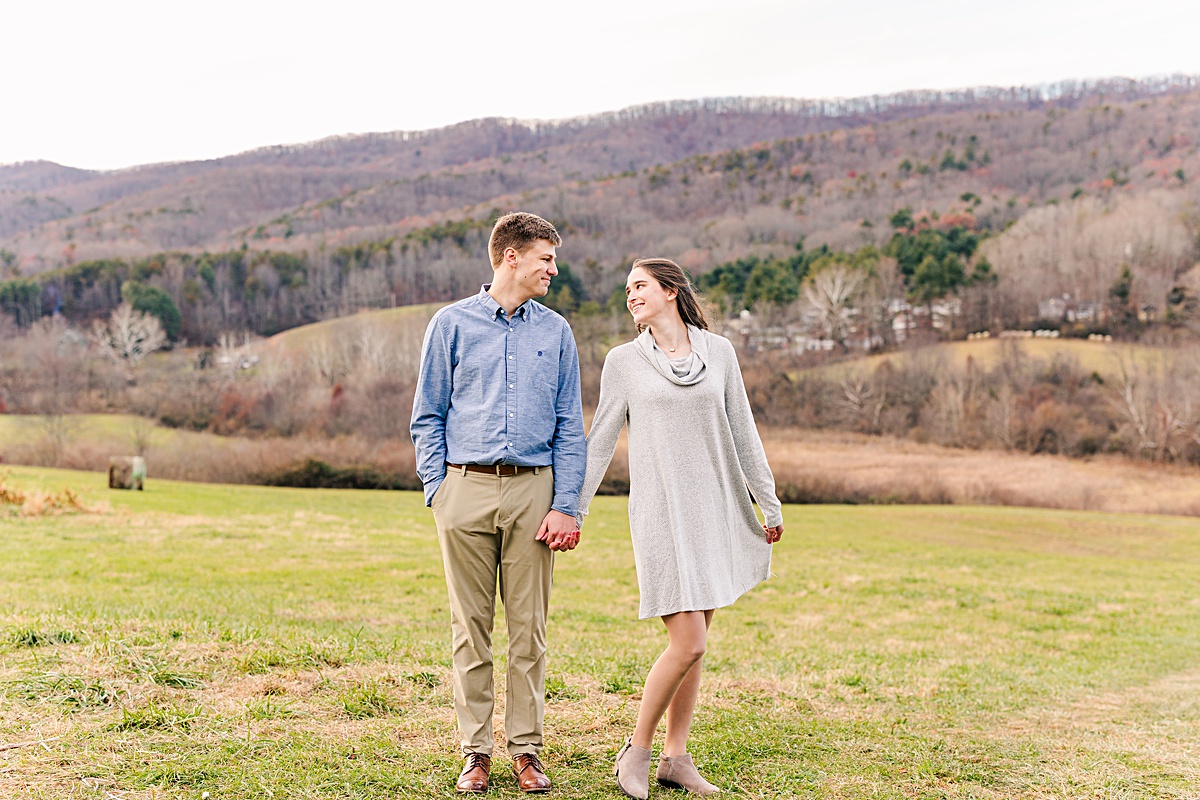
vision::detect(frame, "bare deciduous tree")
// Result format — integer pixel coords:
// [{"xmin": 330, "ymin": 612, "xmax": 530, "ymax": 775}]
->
[
  {"xmin": 215, "ymin": 330, "xmax": 257, "ymax": 382},
  {"xmin": 21, "ymin": 319, "xmax": 89, "ymax": 465},
  {"xmin": 92, "ymin": 303, "xmax": 166, "ymax": 379},
  {"xmin": 856, "ymin": 257, "xmax": 902, "ymax": 349},
  {"xmin": 925, "ymin": 379, "xmax": 967, "ymax": 445},
  {"xmin": 984, "ymin": 385, "xmax": 1018, "ymax": 450},
  {"xmin": 306, "ymin": 338, "xmax": 349, "ymax": 387},
  {"xmin": 129, "ymin": 413, "xmax": 157, "ymax": 457},
  {"xmin": 839, "ymin": 373, "xmax": 886, "ymax": 433},
  {"xmin": 354, "ymin": 322, "xmax": 395, "ymax": 379},
  {"xmin": 1110, "ymin": 351, "xmax": 1199, "ymax": 461},
  {"xmin": 804, "ymin": 265, "xmax": 863, "ymax": 349}
]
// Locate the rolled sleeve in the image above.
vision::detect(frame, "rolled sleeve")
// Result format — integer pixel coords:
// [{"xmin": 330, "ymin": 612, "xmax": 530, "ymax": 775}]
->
[
  {"xmin": 549, "ymin": 325, "xmax": 586, "ymax": 517},
  {"xmin": 409, "ymin": 312, "xmax": 451, "ymax": 506}
]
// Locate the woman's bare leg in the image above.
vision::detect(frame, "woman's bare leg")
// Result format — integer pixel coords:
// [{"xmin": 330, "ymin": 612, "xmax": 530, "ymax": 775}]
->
[
  {"xmin": 662, "ymin": 609, "xmax": 713, "ymax": 755},
  {"xmin": 630, "ymin": 610, "xmax": 713, "ymax": 750}
]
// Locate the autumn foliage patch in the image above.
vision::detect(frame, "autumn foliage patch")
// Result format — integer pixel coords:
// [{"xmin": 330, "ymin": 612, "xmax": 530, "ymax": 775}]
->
[{"xmin": 0, "ymin": 473, "xmax": 90, "ymax": 517}]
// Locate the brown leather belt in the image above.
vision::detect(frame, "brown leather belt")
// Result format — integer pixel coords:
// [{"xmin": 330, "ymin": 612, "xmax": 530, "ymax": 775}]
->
[{"xmin": 447, "ymin": 462, "xmax": 543, "ymax": 477}]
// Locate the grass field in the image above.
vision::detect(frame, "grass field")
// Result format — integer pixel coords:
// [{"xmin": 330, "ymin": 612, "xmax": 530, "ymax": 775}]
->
[
  {"xmin": 0, "ymin": 414, "xmax": 210, "ymax": 451},
  {"xmin": 798, "ymin": 338, "xmax": 1169, "ymax": 381},
  {"xmin": 2, "ymin": 467, "xmax": 1199, "ymax": 798},
  {"xmin": 262, "ymin": 303, "xmax": 444, "ymax": 355}
]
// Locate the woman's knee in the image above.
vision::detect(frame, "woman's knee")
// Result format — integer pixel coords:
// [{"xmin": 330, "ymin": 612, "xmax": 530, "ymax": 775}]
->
[
  {"xmin": 663, "ymin": 612, "xmax": 708, "ymax": 660},
  {"xmin": 670, "ymin": 638, "xmax": 706, "ymax": 664}
]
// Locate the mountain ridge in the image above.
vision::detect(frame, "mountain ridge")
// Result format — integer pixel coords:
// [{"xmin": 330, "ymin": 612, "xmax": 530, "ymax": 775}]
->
[{"xmin": 5, "ymin": 74, "xmax": 1195, "ymax": 217}]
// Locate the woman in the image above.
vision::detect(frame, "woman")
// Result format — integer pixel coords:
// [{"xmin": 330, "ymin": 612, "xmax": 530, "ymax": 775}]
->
[{"xmin": 577, "ymin": 258, "xmax": 784, "ymax": 798}]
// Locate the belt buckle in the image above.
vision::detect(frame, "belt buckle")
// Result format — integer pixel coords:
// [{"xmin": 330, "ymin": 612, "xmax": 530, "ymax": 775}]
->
[{"xmin": 496, "ymin": 464, "xmax": 516, "ymax": 477}]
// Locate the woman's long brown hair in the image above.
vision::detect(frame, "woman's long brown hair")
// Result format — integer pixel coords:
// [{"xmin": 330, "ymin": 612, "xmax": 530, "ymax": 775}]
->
[{"xmin": 630, "ymin": 258, "xmax": 710, "ymax": 333}]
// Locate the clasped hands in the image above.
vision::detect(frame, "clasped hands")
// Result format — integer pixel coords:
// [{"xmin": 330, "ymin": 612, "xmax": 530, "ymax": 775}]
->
[
  {"xmin": 536, "ymin": 510, "xmax": 581, "ymax": 551},
  {"xmin": 538, "ymin": 512, "xmax": 780, "ymax": 550}
]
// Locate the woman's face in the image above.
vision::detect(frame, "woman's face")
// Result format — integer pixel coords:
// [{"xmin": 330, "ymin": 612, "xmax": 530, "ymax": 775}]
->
[{"xmin": 626, "ymin": 266, "xmax": 676, "ymax": 326}]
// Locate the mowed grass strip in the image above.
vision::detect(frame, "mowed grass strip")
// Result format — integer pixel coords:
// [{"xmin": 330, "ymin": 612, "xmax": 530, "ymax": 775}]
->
[{"xmin": 0, "ymin": 466, "xmax": 1198, "ymax": 799}]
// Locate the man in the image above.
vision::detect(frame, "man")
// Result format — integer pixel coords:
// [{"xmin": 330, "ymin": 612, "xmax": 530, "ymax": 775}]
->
[{"xmin": 410, "ymin": 212, "xmax": 586, "ymax": 794}]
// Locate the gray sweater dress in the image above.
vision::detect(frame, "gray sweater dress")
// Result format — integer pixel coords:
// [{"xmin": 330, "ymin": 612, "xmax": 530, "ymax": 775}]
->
[{"xmin": 578, "ymin": 326, "xmax": 784, "ymax": 619}]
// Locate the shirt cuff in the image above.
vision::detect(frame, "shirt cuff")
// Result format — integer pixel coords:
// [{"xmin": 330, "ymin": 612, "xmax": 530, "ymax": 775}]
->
[
  {"xmin": 551, "ymin": 496, "xmax": 579, "ymax": 519},
  {"xmin": 424, "ymin": 475, "xmax": 445, "ymax": 507}
]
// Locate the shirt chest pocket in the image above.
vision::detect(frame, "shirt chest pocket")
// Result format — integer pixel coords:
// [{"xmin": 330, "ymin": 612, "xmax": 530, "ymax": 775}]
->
[{"xmin": 530, "ymin": 346, "xmax": 559, "ymax": 390}]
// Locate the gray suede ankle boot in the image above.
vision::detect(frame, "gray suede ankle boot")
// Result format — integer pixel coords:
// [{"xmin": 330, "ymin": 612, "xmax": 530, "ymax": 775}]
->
[
  {"xmin": 657, "ymin": 753, "xmax": 721, "ymax": 795},
  {"xmin": 613, "ymin": 737, "xmax": 652, "ymax": 799}
]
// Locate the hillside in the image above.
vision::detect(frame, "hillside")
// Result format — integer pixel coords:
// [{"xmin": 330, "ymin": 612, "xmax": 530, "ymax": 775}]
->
[
  {"xmin": 263, "ymin": 301, "xmax": 442, "ymax": 351},
  {"xmin": 1, "ymin": 93, "xmax": 999, "ymax": 262},
  {"xmin": 3, "ymin": 76, "xmax": 1197, "ymax": 275},
  {"xmin": 798, "ymin": 337, "xmax": 1169, "ymax": 380},
  {"xmin": 3, "ymin": 75, "xmax": 1199, "ymax": 356}
]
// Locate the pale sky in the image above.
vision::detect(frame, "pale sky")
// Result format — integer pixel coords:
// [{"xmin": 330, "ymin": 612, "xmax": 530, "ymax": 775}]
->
[{"xmin": 3, "ymin": 0, "xmax": 1198, "ymax": 171}]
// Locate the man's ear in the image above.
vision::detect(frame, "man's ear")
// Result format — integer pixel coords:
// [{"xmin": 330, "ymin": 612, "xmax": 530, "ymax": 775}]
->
[{"xmin": 502, "ymin": 246, "xmax": 520, "ymax": 269}]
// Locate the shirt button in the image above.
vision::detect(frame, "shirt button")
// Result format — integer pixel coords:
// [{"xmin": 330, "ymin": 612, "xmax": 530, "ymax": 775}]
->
[
  {"xmin": 508, "ymin": 355, "xmax": 514, "ymax": 360},
  {"xmin": 507, "ymin": 442, "xmax": 512, "ymax": 447},
  {"xmin": 509, "ymin": 384, "xmax": 514, "ymax": 388},
  {"xmin": 509, "ymin": 413, "xmax": 514, "ymax": 417}
]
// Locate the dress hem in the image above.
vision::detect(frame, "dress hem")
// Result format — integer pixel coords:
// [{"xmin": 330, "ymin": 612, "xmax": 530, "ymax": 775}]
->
[{"xmin": 637, "ymin": 571, "xmax": 770, "ymax": 620}]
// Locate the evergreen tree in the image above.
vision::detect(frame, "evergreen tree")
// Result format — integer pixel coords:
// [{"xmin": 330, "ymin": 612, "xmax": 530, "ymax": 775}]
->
[{"xmin": 122, "ymin": 281, "xmax": 182, "ymax": 342}]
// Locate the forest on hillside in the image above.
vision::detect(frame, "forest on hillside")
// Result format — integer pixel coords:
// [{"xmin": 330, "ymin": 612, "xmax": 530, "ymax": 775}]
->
[{"xmin": 2, "ymin": 75, "xmax": 1199, "ymax": 347}]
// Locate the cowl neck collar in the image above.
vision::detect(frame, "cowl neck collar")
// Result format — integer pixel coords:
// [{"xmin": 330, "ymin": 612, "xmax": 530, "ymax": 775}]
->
[{"xmin": 633, "ymin": 325, "xmax": 708, "ymax": 385}]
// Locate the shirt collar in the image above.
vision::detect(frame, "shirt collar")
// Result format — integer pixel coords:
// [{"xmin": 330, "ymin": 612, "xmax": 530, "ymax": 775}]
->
[{"xmin": 478, "ymin": 284, "xmax": 529, "ymax": 320}]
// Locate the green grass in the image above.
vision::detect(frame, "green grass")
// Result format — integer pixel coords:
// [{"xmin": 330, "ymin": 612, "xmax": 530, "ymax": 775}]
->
[
  {"xmin": 0, "ymin": 411, "xmax": 224, "ymax": 452},
  {"xmin": 1, "ymin": 466, "xmax": 1198, "ymax": 798}
]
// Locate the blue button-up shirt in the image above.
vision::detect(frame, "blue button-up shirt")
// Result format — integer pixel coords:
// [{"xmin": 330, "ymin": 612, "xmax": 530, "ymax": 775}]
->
[{"xmin": 410, "ymin": 286, "xmax": 586, "ymax": 517}]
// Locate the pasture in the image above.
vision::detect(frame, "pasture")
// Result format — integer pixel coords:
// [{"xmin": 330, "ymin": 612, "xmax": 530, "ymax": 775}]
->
[
  {"xmin": 262, "ymin": 303, "xmax": 443, "ymax": 356},
  {"xmin": 796, "ymin": 337, "xmax": 1170, "ymax": 381},
  {"xmin": 1, "ymin": 467, "xmax": 1199, "ymax": 798}
]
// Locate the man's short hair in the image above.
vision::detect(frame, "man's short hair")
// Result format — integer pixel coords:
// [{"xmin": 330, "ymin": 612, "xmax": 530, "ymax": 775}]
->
[{"xmin": 488, "ymin": 212, "xmax": 562, "ymax": 267}]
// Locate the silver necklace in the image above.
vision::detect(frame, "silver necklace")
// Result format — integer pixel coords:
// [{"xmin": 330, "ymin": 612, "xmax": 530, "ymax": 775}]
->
[{"xmin": 652, "ymin": 328, "xmax": 684, "ymax": 353}]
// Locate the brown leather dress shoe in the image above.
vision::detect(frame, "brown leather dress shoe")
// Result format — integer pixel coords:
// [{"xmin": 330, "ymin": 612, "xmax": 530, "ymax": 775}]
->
[
  {"xmin": 456, "ymin": 752, "xmax": 491, "ymax": 794},
  {"xmin": 512, "ymin": 752, "xmax": 552, "ymax": 793}
]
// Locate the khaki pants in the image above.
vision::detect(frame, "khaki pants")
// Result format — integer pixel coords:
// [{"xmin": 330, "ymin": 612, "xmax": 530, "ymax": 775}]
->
[{"xmin": 432, "ymin": 466, "xmax": 555, "ymax": 756}]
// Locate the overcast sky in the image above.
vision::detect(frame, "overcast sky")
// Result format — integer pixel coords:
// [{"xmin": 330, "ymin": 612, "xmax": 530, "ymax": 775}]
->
[{"xmin": 4, "ymin": 0, "xmax": 1198, "ymax": 171}]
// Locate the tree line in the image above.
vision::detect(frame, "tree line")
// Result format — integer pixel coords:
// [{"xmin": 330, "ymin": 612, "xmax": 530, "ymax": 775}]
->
[{"xmin": 4, "ymin": 190, "xmax": 1198, "ymax": 349}]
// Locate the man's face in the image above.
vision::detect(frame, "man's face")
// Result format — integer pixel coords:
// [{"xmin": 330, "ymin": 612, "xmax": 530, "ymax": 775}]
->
[{"xmin": 508, "ymin": 239, "xmax": 559, "ymax": 300}]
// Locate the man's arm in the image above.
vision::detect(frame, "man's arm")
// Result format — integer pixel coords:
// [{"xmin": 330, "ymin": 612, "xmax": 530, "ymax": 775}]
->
[
  {"xmin": 409, "ymin": 313, "xmax": 452, "ymax": 507},
  {"xmin": 539, "ymin": 323, "xmax": 586, "ymax": 550}
]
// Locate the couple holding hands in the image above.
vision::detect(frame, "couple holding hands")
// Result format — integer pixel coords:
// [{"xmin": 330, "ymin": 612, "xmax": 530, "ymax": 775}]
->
[{"xmin": 410, "ymin": 212, "xmax": 784, "ymax": 797}]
